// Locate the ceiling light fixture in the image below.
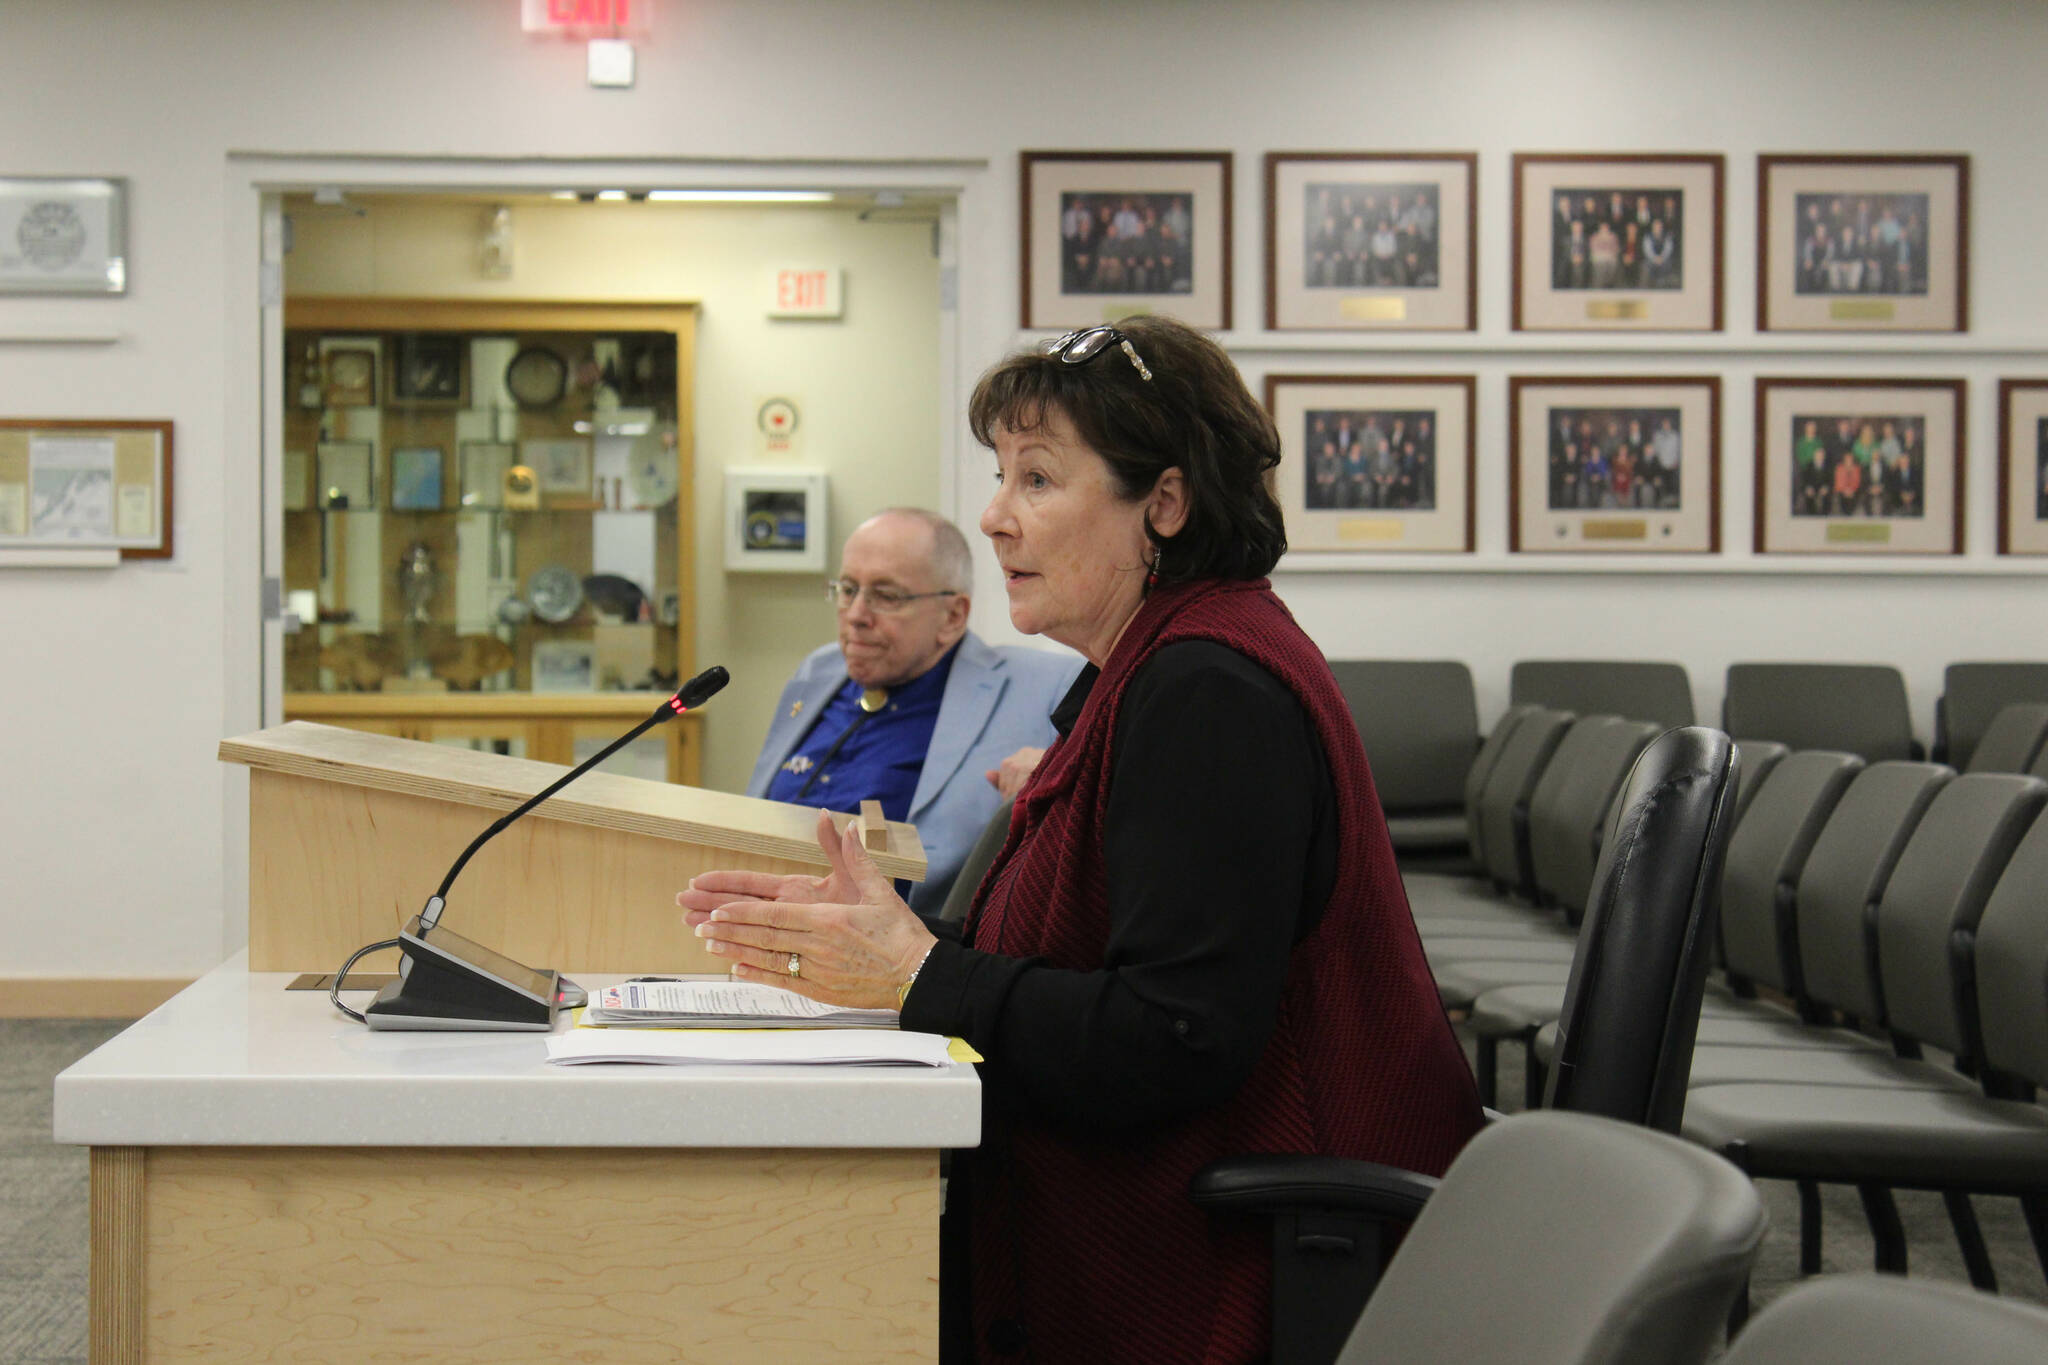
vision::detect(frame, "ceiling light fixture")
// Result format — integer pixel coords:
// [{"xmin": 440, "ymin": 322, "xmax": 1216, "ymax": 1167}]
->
[{"xmin": 644, "ymin": 190, "xmax": 835, "ymax": 203}]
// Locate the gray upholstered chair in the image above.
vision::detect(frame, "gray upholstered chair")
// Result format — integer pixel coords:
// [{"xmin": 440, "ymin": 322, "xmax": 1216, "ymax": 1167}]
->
[
  {"xmin": 1965, "ymin": 702, "xmax": 2048, "ymax": 774},
  {"xmin": 1681, "ymin": 776, "xmax": 2048, "ymax": 1289},
  {"xmin": 1724, "ymin": 663, "xmax": 1917, "ymax": 762},
  {"xmin": 1332, "ymin": 1112, "xmax": 1765, "ymax": 1365},
  {"xmin": 1470, "ymin": 747, "xmax": 1863, "ymax": 1111},
  {"xmin": 1405, "ymin": 706, "xmax": 1573, "ymax": 913},
  {"xmin": 935, "ymin": 798, "xmax": 1012, "ymax": 923},
  {"xmin": 1194, "ymin": 728, "xmax": 1740, "ymax": 1365},
  {"xmin": 1327, "ymin": 660, "xmax": 1480, "ymax": 855},
  {"xmin": 1428, "ymin": 718, "xmax": 1663, "ymax": 1042},
  {"xmin": 1718, "ymin": 1275, "xmax": 2048, "ymax": 1365},
  {"xmin": 1510, "ymin": 658, "xmax": 1697, "ymax": 728},
  {"xmin": 1728, "ymin": 739, "xmax": 1790, "ymax": 823},
  {"xmin": 1938, "ymin": 661, "xmax": 2048, "ymax": 769}
]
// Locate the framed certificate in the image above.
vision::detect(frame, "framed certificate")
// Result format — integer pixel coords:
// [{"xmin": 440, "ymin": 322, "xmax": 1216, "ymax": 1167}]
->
[
  {"xmin": 0, "ymin": 177, "xmax": 127, "ymax": 294},
  {"xmin": 0, "ymin": 418, "xmax": 171, "ymax": 557}
]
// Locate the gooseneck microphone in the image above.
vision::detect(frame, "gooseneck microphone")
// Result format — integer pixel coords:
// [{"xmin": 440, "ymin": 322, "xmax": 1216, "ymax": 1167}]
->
[
  {"xmin": 332, "ymin": 665, "xmax": 731, "ymax": 1030},
  {"xmin": 420, "ymin": 665, "xmax": 730, "ymax": 930}
]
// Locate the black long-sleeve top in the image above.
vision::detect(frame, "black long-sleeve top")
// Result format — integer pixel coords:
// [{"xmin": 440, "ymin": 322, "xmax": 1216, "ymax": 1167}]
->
[{"xmin": 901, "ymin": 640, "xmax": 1337, "ymax": 1131}]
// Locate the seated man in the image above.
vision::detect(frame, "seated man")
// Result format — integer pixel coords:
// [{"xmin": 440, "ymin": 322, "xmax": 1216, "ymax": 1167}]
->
[{"xmin": 745, "ymin": 508, "xmax": 1082, "ymax": 914}]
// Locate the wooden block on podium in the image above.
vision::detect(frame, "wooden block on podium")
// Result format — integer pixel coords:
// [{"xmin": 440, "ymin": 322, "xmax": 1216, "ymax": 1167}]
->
[
  {"xmin": 219, "ymin": 722, "xmax": 927, "ymax": 975},
  {"xmin": 858, "ymin": 800, "xmax": 889, "ymax": 852}
]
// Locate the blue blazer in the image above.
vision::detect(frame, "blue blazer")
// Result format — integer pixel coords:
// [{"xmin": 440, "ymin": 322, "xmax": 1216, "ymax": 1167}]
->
[{"xmin": 745, "ymin": 632, "xmax": 1084, "ymax": 913}]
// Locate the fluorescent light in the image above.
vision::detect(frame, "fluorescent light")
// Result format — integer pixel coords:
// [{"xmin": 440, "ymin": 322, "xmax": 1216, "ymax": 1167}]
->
[
  {"xmin": 550, "ymin": 191, "xmax": 578, "ymax": 200},
  {"xmin": 595, "ymin": 189, "xmax": 628, "ymax": 202},
  {"xmin": 644, "ymin": 189, "xmax": 834, "ymax": 203}
]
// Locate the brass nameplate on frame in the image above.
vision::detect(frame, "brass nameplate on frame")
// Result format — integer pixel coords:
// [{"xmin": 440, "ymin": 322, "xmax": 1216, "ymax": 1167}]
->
[
  {"xmin": 1585, "ymin": 299, "xmax": 1649, "ymax": 321},
  {"xmin": 1341, "ymin": 297, "xmax": 1408, "ymax": 322}
]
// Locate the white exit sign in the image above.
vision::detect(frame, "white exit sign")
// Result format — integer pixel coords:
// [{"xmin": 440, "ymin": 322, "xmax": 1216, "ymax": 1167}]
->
[
  {"xmin": 768, "ymin": 266, "xmax": 843, "ymax": 319},
  {"xmin": 521, "ymin": 0, "xmax": 651, "ymax": 35}
]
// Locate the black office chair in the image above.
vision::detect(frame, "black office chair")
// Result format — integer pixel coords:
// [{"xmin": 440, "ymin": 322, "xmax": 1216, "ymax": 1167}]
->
[{"xmin": 1191, "ymin": 727, "xmax": 1740, "ymax": 1365}]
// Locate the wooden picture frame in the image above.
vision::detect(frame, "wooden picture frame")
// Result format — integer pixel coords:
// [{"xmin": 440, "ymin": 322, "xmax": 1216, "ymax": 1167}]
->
[
  {"xmin": 1021, "ymin": 150, "xmax": 1232, "ymax": 330},
  {"xmin": 0, "ymin": 418, "xmax": 172, "ymax": 558},
  {"xmin": 389, "ymin": 334, "xmax": 467, "ymax": 407},
  {"xmin": 319, "ymin": 339, "xmax": 379, "ymax": 408},
  {"xmin": 1264, "ymin": 152, "xmax": 1477, "ymax": 331},
  {"xmin": 1997, "ymin": 379, "xmax": 2048, "ymax": 556},
  {"xmin": 1512, "ymin": 153, "xmax": 1724, "ymax": 332},
  {"xmin": 1508, "ymin": 377, "xmax": 1721, "ymax": 554},
  {"xmin": 1753, "ymin": 377, "xmax": 1964, "ymax": 555},
  {"xmin": 1264, "ymin": 374, "xmax": 1474, "ymax": 554},
  {"xmin": 1758, "ymin": 154, "xmax": 1969, "ymax": 333}
]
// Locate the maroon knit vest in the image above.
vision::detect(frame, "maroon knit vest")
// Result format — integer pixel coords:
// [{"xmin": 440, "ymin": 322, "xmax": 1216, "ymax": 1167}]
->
[{"xmin": 964, "ymin": 578, "xmax": 1482, "ymax": 1365}]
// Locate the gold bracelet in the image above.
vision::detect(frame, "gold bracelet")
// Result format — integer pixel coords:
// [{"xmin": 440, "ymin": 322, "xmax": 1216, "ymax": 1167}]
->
[{"xmin": 897, "ymin": 943, "xmax": 936, "ymax": 1010}]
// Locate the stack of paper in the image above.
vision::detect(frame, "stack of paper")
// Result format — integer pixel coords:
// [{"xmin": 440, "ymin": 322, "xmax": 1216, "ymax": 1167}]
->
[
  {"xmin": 547, "ymin": 1026, "xmax": 953, "ymax": 1068},
  {"xmin": 583, "ymin": 979, "xmax": 900, "ymax": 1029}
]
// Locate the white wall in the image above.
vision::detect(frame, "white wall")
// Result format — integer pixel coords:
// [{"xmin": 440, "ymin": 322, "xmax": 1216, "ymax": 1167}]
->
[
  {"xmin": 2, "ymin": 0, "xmax": 2046, "ymax": 980},
  {"xmin": 282, "ymin": 195, "xmax": 944, "ymax": 795}
]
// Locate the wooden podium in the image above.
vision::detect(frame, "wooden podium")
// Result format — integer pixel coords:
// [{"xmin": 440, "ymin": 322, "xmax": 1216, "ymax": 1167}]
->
[
  {"xmin": 218, "ymin": 721, "xmax": 928, "ymax": 974},
  {"xmin": 54, "ymin": 724, "xmax": 962, "ymax": 1363}
]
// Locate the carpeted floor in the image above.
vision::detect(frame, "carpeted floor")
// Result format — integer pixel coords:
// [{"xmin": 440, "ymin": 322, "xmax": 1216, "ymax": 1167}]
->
[
  {"xmin": 4, "ymin": 1018, "xmax": 2041, "ymax": 1362},
  {"xmin": 2, "ymin": 1019, "xmax": 127, "ymax": 1365}
]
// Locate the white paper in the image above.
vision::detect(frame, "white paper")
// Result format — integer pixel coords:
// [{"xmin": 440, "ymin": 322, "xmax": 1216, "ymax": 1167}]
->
[
  {"xmin": 115, "ymin": 484, "xmax": 152, "ymax": 539},
  {"xmin": 546, "ymin": 1025, "xmax": 951, "ymax": 1068},
  {"xmin": 585, "ymin": 980, "xmax": 900, "ymax": 1029}
]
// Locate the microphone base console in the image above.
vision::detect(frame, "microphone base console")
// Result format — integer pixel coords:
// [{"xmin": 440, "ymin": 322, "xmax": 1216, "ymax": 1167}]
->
[{"xmin": 364, "ymin": 914, "xmax": 561, "ymax": 1032}]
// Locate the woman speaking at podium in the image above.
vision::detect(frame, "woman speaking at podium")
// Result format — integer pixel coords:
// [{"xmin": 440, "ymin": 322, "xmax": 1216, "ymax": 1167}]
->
[{"xmin": 681, "ymin": 314, "xmax": 1482, "ymax": 1364}]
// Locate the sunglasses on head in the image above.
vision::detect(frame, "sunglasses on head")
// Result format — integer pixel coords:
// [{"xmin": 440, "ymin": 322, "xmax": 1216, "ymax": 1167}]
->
[{"xmin": 1040, "ymin": 326, "xmax": 1153, "ymax": 382}]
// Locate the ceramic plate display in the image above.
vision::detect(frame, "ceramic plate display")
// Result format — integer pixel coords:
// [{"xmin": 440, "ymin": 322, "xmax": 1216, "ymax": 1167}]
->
[
  {"xmin": 628, "ymin": 429, "xmax": 679, "ymax": 506},
  {"xmin": 526, "ymin": 563, "xmax": 584, "ymax": 623}
]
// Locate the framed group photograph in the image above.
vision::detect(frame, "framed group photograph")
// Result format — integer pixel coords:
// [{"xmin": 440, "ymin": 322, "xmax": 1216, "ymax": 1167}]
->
[
  {"xmin": 0, "ymin": 176, "xmax": 127, "ymax": 294},
  {"xmin": 1512, "ymin": 153, "xmax": 1724, "ymax": 332},
  {"xmin": 1758, "ymin": 154, "xmax": 1969, "ymax": 332},
  {"xmin": 1998, "ymin": 380, "xmax": 2048, "ymax": 556},
  {"xmin": 1021, "ymin": 150, "xmax": 1232, "ymax": 330},
  {"xmin": 1754, "ymin": 377, "xmax": 1964, "ymax": 555},
  {"xmin": 1264, "ymin": 374, "xmax": 1474, "ymax": 554},
  {"xmin": 1508, "ymin": 377, "xmax": 1721, "ymax": 553},
  {"xmin": 1264, "ymin": 152, "xmax": 1476, "ymax": 331},
  {"xmin": 0, "ymin": 418, "xmax": 171, "ymax": 557}
]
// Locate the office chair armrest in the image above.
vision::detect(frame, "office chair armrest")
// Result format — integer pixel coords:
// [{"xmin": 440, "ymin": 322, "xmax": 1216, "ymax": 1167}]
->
[{"xmin": 1189, "ymin": 1154, "xmax": 1440, "ymax": 1223}]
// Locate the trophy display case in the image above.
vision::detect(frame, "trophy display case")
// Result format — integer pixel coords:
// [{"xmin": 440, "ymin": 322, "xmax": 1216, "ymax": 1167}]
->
[{"xmin": 281, "ymin": 299, "xmax": 700, "ymax": 783}]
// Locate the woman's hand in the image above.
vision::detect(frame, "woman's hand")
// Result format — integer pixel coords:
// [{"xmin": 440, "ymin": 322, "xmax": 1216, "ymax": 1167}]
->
[
  {"xmin": 676, "ymin": 810, "xmax": 937, "ymax": 1011},
  {"xmin": 985, "ymin": 745, "xmax": 1045, "ymax": 802}
]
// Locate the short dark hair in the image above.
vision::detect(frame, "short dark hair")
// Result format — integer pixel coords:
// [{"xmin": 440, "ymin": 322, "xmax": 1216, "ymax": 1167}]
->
[{"xmin": 967, "ymin": 314, "xmax": 1287, "ymax": 582}]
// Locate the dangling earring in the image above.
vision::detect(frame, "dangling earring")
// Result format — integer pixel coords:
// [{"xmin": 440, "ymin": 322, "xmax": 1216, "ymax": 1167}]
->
[{"xmin": 1145, "ymin": 545, "xmax": 1161, "ymax": 590}]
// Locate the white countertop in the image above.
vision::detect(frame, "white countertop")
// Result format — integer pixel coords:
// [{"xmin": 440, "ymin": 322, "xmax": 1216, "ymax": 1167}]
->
[{"xmin": 54, "ymin": 955, "xmax": 981, "ymax": 1150}]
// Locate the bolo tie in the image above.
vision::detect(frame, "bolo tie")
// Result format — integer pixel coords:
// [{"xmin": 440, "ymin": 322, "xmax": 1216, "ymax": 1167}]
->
[{"xmin": 792, "ymin": 685, "xmax": 889, "ymax": 800}]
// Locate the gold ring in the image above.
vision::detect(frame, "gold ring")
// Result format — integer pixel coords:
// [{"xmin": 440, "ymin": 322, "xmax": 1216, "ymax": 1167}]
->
[{"xmin": 788, "ymin": 953, "xmax": 802, "ymax": 978}]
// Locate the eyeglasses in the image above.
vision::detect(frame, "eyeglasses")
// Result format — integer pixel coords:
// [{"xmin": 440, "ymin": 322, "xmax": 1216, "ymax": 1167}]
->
[
  {"xmin": 1041, "ymin": 326, "xmax": 1153, "ymax": 382},
  {"xmin": 825, "ymin": 579, "xmax": 960, "ymax": 613}
]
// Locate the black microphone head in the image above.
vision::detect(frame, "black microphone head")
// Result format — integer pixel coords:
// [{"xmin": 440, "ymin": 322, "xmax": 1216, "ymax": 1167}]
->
[{"xmin": 674, "ymin": 665, "xmax": 731, "ymax": 711}]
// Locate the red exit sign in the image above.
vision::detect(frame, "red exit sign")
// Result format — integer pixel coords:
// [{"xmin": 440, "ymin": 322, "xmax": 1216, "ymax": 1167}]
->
[
  {"xmin": 769, "ymin": 266, "xmax": 843, "ymax": 319},
  {"xmin": 521, "ymin": 0, "xmax": 651, "ymax": 34}
]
